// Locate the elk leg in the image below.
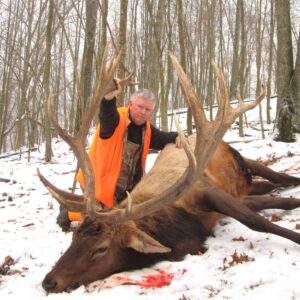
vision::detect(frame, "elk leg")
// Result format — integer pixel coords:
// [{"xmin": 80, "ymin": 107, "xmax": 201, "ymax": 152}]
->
[
  {"xmin": 241, "ymin": 195, "xmax": 300, "ymax": 212},
  {"xmin": 202, "ymin": 188, "xmax": 300, "ymax": 245},
  {"xmin": 244, "ymin": 158, "xmax": 300, "ymax": 186},
  {"xmin": 248, "ymin": 181, "xmax": 282, "ymax": 195}
]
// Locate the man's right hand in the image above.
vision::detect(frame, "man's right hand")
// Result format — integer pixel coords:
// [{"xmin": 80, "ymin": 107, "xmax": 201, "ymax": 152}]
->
[{"xmin": 104, "ymin": 78, "xmax": 122, "ymax": 100}]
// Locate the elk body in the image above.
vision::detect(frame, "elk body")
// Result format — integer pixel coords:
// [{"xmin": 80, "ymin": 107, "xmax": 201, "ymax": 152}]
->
[{"xmin": 38, "ymin": 51, "xmax": 300, "ymax": 293}]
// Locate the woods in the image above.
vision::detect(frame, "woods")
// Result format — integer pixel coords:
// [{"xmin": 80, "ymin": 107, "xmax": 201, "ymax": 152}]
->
[{"xmin": 0, "ymin": 0, "xmax": 299, "ymax": 157}]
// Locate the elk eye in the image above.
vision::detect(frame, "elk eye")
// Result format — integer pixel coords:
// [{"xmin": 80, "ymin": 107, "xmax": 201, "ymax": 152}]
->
[{"xmin": 92, "ymin": 246, "xmax": 108, "ymax": 258}]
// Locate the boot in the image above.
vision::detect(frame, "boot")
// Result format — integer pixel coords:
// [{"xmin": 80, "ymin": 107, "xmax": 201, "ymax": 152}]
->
[{"xmin": 56, "ymin": 206, "xmax": 71, "ymax": 232}]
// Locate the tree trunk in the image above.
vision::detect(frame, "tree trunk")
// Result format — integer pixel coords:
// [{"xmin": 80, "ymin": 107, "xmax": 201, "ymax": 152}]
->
[
  {"xmin": 255, "ymin": 0, "xmax": 266, "ymax": 139},
  {"xmin": 266, "ymin": 1, "xmax": 275, "ymax": 124},
  {"xmin": 75, "ymin": 0, "xmax": 98, "ymax": 133},
  {"xmin": 206, "ymin": 0, "xmax": 215, "ymax": 122},
  {"xmin": 275, "ymin": 0, "xmax": 295, "ymax": 142},
  {"xmin": 177, "ymin": 0, "xmax": 192, "ymax": 134},
  {"xmin": 229, "ymin": 0, "xmax": 241, "ymax": 100},
  {"xmin": 99, "ymin": 0, "xmax": 108, "ymax": 64},
  {"xmin": 165, "ymin": 0, "xmax": 173, "ymax": 131},
  {"xmin": 43, "ymin": 0, "xmax": 54, "ymax": 162},
  {"xmin": 293, "ymin": 30, "xmax": 300, "ymax": 129},
  {"xmin": 145, "ymin": 0, "xmax": 166, "ymax": 127},
  {"xmin": 238, "ymin": 0, "xmax": 246, "ymax": 137},
  {"xmin": 117, "ymin": 0, "xmax": 128, "ymax": 107}
]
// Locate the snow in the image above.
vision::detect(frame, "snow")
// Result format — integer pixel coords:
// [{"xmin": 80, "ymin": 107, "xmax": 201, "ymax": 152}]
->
[{"xmin": 1, "ymin": 97, "xmax": 300, "ymax": 300}]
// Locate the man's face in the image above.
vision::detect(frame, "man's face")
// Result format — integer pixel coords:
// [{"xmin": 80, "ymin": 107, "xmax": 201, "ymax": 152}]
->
[{"xmin": 128, "ymin": 97, "xmax": 155, "ymax": 125}]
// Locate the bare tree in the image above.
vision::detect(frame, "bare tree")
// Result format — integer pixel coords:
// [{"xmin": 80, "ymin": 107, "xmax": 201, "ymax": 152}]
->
[
  {"xmin": 275, "ymin": 0, "xmax": 295, "ymax": 142},
  {"xmin": 229, "ymin": 0, "xmax": 242, "ymax": 100},
  {"xmin": 75, "ymin": 0, "xmax": 98, "ymax": 134},
  {"xmin": 255, "ymin": 0, "xmax": 267, "ymax": 139},
  {"xmin": 177, "ymin": 0, "xmax": 192, "ymax": 133},
  {"xmin": 43, "ymin": 0, "xmax": 54, "ymax": 162},
  {"xmin": 238, "ymin": 0, "xmax": 246, "ymax": 137},
  {"xmin": 266, "ymin": 1, "xmax": 275, "ymax": 124},
  {"xmin": 98, "ymin": 0, "xmax": 108, "ymax": 66},
  {"xmin": 117, "ymin": 0, "xmax": 128, "ymax": 106},
  {"xmin": 293, "ymin": 30, "xmax": 300, "ymax": 129},
  {"xmin": 206, "ymin": 0, "xmax": 216, "ymax": 121}
]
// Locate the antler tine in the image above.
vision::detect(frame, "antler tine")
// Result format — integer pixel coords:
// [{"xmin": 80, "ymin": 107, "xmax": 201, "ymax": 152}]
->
[
  {"xmin": 168, "ymin": 52, "xmax": 207, "ymax": 132},
  {"xmin": 173, "ymin": 112, "xmax": 197, "ymax": 174},
  {"xmin": 211, "ymin": 60, "xmax": 230, "ymax": 121},
  {"xmin": 79, "ymin": 49, "xmax": 123, "ymax": 139},
  {"xmin": 211, "ymin": 61, "xmax": 266, "ymax": 126},
  {"xmin": 234, "ymin": 85, "xmax": 266, "ymax": 115},
  {"xmin": 37, "ymin": 168, "xmax": 85, "ymax": 212}
]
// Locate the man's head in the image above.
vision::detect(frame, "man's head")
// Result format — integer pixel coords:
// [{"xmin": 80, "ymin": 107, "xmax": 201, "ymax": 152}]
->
[{"xmin": 128, "ymin": 89, "xmax": 156, "ymax": 125}]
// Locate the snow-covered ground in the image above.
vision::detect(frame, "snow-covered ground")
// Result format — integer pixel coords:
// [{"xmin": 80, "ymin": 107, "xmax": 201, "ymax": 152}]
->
[{"xmin": 1, "ymin": 97, "xmax": 300, "ymax": 300}]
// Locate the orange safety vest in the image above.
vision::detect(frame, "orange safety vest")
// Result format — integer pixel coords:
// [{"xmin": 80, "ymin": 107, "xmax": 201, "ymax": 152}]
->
[{"xmin": 69, "ymin": 107, "xmax": 152, "ymax": 221}]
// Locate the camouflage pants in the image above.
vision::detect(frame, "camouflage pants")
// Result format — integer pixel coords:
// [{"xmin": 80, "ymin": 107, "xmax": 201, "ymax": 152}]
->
[{"xmin": 114, "ymin": 131, "xmax": 144, "ymax": 205}]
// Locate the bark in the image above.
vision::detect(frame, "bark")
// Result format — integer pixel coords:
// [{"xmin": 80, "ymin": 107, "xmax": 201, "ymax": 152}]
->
[
  {"xmin": 255, "ymin": 0, "xmax": 266, "ymax": 139},
  {"xmin": 117, "ymin": 0, "xmax": 128, "ymax": 107},
  {"xmin": 266, "ymin": 1, "xmax": 275, "ymax": 124},
  {"xmin": 293, "ymin": 31, "xmax": 300, "ymax": 128},
  {"xmin": 43, "ymin": 0, "xmax": 54, "ymax": 162},
  {"xmin": 165, "ymin": 0, "xmax": 173, "ymax": 131},
  {"xmin": 275, "ymin": 0, "xmax": 295, "ymax": 142},
  {"xmin": 206, "ymin": 0, "xmax": 216, "ymax": 122},
  {"xmin": 75, "ymin": 0, "xmax": 98, "ymax": 133},
  {"xmin": 177, "ymin": 0, "xmax": 192, "ymax": 134},
  {"xmin": 229, "ymin": 0, "xmax": 241, "ymax": 100},
  {"xmin": 99, "ymin": 0, "xmax": 108, "ymax": 64},
  {"xmin": 145, "ymin": 0, "xmax": 166, "ymax": 127},
  {"xmin": 238, "ymin": 0, "xmax": 246, "ymax": 137}
]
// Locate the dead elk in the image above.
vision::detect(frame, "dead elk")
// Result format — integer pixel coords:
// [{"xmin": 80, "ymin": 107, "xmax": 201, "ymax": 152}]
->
[{"xmin": 38, "ymin": 53, "xmax": 300, "ymax": 293}]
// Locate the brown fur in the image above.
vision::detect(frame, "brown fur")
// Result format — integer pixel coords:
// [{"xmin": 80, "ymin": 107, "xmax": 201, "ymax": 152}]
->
[{"xmin": 130, "ymin": 137, "xmax": 250, "ymax": 205}]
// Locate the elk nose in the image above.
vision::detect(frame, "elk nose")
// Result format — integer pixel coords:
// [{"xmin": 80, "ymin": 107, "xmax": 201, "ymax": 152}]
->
[{"xmin": 42, "ymin": 277, "xmax": 57, "ymax": 292}]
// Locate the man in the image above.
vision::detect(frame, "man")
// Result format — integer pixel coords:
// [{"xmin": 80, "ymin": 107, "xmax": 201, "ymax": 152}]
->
[{"xmin": 57, "ymin": 81, "xmax": 183, "ymax": 230}]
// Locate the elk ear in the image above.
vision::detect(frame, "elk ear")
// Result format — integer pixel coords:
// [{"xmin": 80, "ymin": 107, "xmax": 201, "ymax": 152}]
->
[{"xmin": 127, "ymin": 228, "xmax": 171, "ymax": 254}]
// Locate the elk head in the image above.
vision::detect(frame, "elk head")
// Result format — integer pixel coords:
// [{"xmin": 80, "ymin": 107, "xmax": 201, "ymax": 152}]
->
[
  {"xmin": 38, "ymin": 50, "xmax": 265, "ymax": 293},
  {"xmin": 41, "ymin": 217, "xmax": 171, "ymax": 292}
]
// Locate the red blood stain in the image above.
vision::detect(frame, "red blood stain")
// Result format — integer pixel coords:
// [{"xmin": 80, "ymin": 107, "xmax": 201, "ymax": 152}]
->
[
  {"xmin": 111, "ymin": 269, "xmax": 187, "ymax": 289},
  {"xmin": 135, "ymin": 270, "xmax": 174, "ymax": 288}
]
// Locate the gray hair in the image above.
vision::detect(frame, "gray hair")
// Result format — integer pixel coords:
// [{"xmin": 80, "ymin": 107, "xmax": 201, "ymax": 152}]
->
[{"xmin": 130, "ymin": 88, "xmax": 156, "ymax": 103}]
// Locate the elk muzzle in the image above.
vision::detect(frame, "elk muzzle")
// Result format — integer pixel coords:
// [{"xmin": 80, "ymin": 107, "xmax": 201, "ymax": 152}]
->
[{"xmin": 42, "ymin": 272, "xmax": 79, "ymax": 293}]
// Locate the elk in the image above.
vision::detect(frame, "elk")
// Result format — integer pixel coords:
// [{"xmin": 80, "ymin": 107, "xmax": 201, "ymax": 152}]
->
[{"xmin": 38, "ymin": 50, "xmax": 300, "ymax": 293}]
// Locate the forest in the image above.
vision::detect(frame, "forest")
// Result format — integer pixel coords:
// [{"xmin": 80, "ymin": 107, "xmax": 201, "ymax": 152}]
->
[{"xmin": 0, "ymin": 0, "xmax": 299, "ymax": 159}]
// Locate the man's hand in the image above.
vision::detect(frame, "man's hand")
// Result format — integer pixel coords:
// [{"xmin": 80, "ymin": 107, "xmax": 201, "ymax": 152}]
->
[
  {"xmin": 104, "ymin": 78, "xmax": 122, "ymax": 100},
  {"xmin": 175, "ymin": 135, "xmax": 190, "ymax": 148}
]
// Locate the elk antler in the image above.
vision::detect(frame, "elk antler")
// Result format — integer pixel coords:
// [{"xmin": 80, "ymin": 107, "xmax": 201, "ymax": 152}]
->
[
  {"xmin": 81, "ymin": 54, "xmax": 266, "ymax": 224},
  {"xmin": 37, "ymin": 47, "xmax": 133, "ymax": 217},
  {"xmin": 38, "ymin": 49, "xmax": 265, "ymax": 224}
]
